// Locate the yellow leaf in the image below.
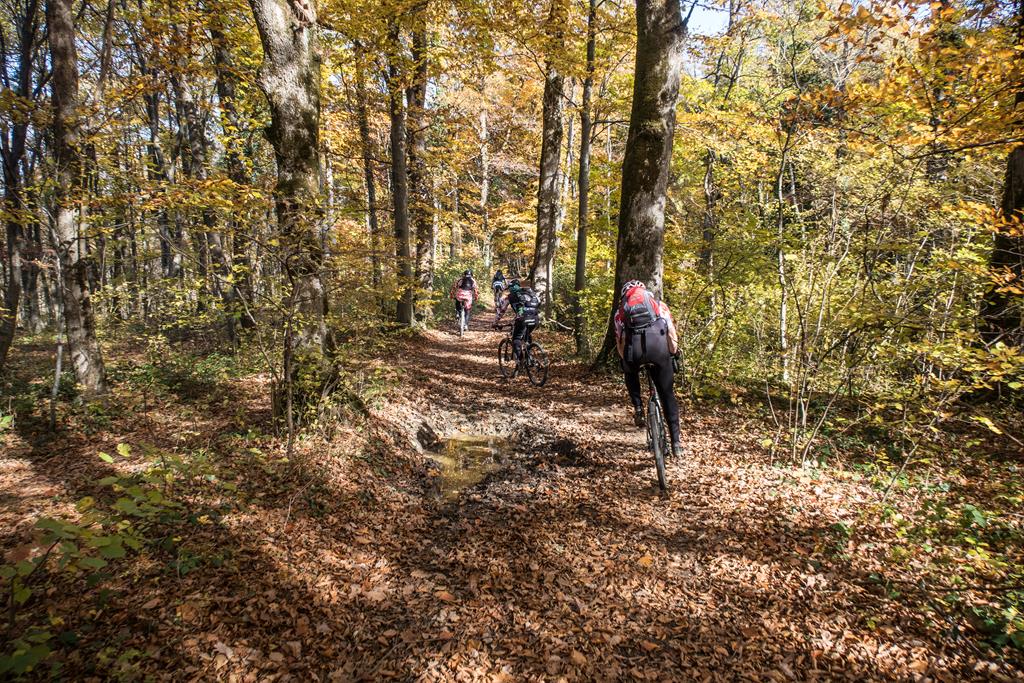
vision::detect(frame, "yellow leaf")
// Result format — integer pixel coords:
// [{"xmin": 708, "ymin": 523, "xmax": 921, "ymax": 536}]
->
[{"xmin": 638, "ymin": 554, "xmax": 654, "ymax": 567}]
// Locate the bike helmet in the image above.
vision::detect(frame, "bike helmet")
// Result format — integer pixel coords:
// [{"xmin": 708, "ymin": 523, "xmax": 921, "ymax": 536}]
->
[
  {"xmin": 464, "ymin": 269, "xmax": 473, "ymax": 277},
  {"xmin": 509, "ymin": 279, "xmax": 521, "ymax": 290},
  {"xmin": 621, "ymin": 279, "xmax": 645, "ymax": 297}
]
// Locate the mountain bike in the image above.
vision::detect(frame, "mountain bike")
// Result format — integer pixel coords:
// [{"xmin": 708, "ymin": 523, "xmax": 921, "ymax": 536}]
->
[
  {"xmin": 496, "ymin": 322, "xmax": 548, "ymax": 386},
  {"xmin": 641, "ymin": 363, "xmax": 669, "ymax": 492}
]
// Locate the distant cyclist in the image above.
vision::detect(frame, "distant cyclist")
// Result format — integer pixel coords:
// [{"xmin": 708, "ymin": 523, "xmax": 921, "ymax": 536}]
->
[
  {"xmin": 449, "ymin": 269, "xmax": 479, "ymax": 326},
  {"xmin": 493, "ymin": 279, "xmax": 540, "ymax": 364},
  {"xmin": 491, "ymin": 269, "xmax": 507, "ymax": 306},
  {"xmin": 615, "ymin": 280, "xmax": 682, "ymax": 457}
]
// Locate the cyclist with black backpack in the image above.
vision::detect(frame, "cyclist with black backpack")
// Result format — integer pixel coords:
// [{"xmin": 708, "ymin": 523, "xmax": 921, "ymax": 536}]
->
[
  {"xmin": 615, "ymin": 280, "xmax": 683, "ymax": 457},
  {"xmin": 493, "ymin": 279, "xmax": 540, "ymax": 364}
]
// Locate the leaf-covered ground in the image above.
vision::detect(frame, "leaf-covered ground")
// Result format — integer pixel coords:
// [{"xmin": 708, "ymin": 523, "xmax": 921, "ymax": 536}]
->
[{"xmin": 2, "ymin": 322, "xmax": 1022, "ymax": 681}]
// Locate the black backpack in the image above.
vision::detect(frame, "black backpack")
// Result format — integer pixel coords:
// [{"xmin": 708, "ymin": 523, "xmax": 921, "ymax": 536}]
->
[
  {"xmin": 459, "ymin": 276, "xmax": 476, "ymax": 291},
  {"xmin": 621, "ymin": 286, "xmax": 659, "ymax": 331},
  {"xmin": 513, "ymin": 288, "xmax": 540, "ymax": 316}
]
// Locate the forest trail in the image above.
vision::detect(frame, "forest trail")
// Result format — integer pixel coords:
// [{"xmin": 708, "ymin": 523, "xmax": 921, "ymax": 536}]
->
[
  {"xmin": 328, "ymin": 311, "xmax": 971, "ymax": 681},
  {"xmin": 0, "ymin": 319, "xmax": 1017, "ymax": 681},
  {"xmin": 0, "ymin": 314, "xmax": 1013, "ymax": 682}
]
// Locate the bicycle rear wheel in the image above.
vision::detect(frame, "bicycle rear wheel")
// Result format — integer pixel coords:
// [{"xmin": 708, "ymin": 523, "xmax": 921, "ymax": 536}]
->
[
  {"xmin": 498, "ymin": 338, "xmax": 515, "ymax": 379},
  {"xmin": 648, "ymin": 396, "xmax": 668, "ymax": 492},
  {"xmin": 525, "ymin": 342, "xmax": 549, "ymax": 386},
  {"xmin": 458, "ymin": 308, "xmax": 466, "ymax": 337}
]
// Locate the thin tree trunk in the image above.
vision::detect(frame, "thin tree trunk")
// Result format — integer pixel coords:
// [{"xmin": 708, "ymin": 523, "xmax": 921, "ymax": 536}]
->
[
  {"xmin": 0, "ymin": 0, "xmax": 42, "ymax": 371},
  {"xmin": 700, "ymin": 148, "xmax": 719, "ymax": 320},
  {"xmin": 595, "ymin": 0, "xmax": 692, "ymax": 364},
  {"xmin": 48, "ymin": 0, "xmax": 108, "ymax": 396},
  {"xmin": 479, "ymin": 105, "xmax": 490, "ymax": 270},
  {"xmin": 210, "ymin": 15, "xmax": 255, "ymax": 335},
  {"xmin": 353, "ymin": 46, "xmax": 382, "ymax": 291},
  {"xmin": 574, "ymin": 0, "xmax": 597, "ymax": 356},
  {"xmin": 388, "ymin": 20, "xmax": 414, "ymax": 326},
  {"xmin": 408, "ymin": 10, "xmax": 433, "ymax": 312}
]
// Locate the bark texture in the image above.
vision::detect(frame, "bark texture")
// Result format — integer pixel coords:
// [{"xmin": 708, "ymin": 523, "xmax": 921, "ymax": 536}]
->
[
  {"xmin": 249, "ymin": 0, "xmax": 329, "ymax": 357},
  {"xmin": 982, "ymin": 145, "xmax": 1024, "ymax": 345},
  {"xmin": 388, "ymin": 21, "xmax": 414, "ymax": 326},
  {"xmin": 530, "ymin": 0, "xmax": 567, "ymax": 306},
  {"xmin": 0, "ymin": 0, "xmax": 42, "ymax": 372},
  {"xmin": 573, "ymin": 0, "xmax": 597, "ymax": 355},
  {"xmin": 596, "ymin": 0, "xmax": 690, "ymax": 363},
  {"xmin": 408, "ymin": 11, "xmax": 434, "ymax": 308},
  {"xmin": 48, "ymin": 0, "xmax": 108, "ymax": 395}
]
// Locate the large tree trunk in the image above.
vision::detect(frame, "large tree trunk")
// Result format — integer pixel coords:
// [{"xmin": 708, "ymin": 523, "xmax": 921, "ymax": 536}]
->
[
  {"xmin": 407, "ymin": 11, "xmax": 433, "ymax": 313},
  {"xmin": 530, "ymin": 0, "xmax": 567, "ymax": 307},
  {"xmin": 981, "ymin": 145, "xmax": 1024, "ymax": 345},
  {"xmin": 48, "ymin": 0, "xmax": 108, "ymax": 396},
  {"xmin": 249, "ymin": 0, "xmax": 329, "ymax": 364},
  {"xmin": 573, "ymin": 0, "xmax": 597, "ymax": 356},
  {"xmin": 980, "ymin": 4, "xmax": 1023, "ymax": 346},
  {"xmin": 388, "ymin": 21, "xmax": 415, "ymax": 326},
  {"xmin": 595, "ymin": 0, "xmax": 691, "ymax": 364}
]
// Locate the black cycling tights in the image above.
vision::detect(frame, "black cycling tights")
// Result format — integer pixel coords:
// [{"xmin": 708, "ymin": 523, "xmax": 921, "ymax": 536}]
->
[{"xmin": 623, "ymin": 357, "xmax": 681, "ymax": 445}]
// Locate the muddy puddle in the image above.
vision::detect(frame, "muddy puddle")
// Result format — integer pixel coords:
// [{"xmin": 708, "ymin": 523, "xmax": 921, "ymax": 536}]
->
[{"xmin": 426, "ymin": 434, "xmax": 512, "ymax": 500}]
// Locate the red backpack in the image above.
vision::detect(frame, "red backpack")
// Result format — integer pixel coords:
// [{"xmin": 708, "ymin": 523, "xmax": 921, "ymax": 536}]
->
[{"xmin": 621, "ymin": 286, "xmax": 659, "ymax": 331}]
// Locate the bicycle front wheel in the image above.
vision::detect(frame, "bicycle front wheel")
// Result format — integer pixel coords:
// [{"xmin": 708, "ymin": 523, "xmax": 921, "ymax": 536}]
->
[
  {"xmin": 498, "ymin": 338, "xmax": 515, "ymax": 379},
  {"xmin": 525, "ymin": 342, "xmax": 549, "ymax": 386},
  {"xmin": 648, "ymin": 397, "xmax": 668, "ymax": 492}
]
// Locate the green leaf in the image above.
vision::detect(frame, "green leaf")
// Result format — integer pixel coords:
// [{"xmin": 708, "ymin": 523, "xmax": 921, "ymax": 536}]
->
[
  {"xmin": 114, "ymin": 498, "xmax": 140, "ymax": 515},
  {"xmin": 77, "ymin": 556, "xmax": 108, "ymax": 570},
  {"xmin": 116, "ymin": 443, "xmax": 131, "ymax": 457},
  {"xmin": 13, "ymin": 585, "xmax": 32, "ymax": 605},
  {"xmin": 76, "ymin": 496, "xmax": 95, "ymax": 512},
  {"xmin": 98, "ymin": 540, "xmax": 125, "ymax": 560},
  {"xmin": 98, "ymin": 452, "xmax": 114, "ymax": 464}
]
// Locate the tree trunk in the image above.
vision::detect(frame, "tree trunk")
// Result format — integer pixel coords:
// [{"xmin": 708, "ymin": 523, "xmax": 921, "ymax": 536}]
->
[
  {"xmin": 451, "ymin": 185, "xmax": 461, "ymax": 259},
  {"xmin": 353, "ymin": 46, "xmax": 382, "ymax": 291},
  {"xmin": 530, "ymin": 0, "xmax": 567, "ymax": 307},
  {"xmin": 0, "ymin": 0, "xmax": 43, "ymax": 371},
  {"xmin": 408, "ymin": 11, "xmax": 433, "ymax": 312},
  {"xmin": 981, "ymin": 145, "xmax": 1024, "ymax": 345},
  {"xmin": 700, "ymin": 148, "xmax": 719, "ymax": 320},
  {"xmin": 573, "ymin": 0, "xmax": 597, "ymax": 356},
  {"xmin": 48, "ymin": 0, "xmax": 107, "ymax": 396},
  {"xmin": 388, "ymin": 21, "xmax": 415, "ymax": 326},
  {"xmin": 479, "ymin": 105, "xmax": 490, "ymax": 269},
  {"xmin": 248, "ymin": 0, "xmax": 329, "ymax": 364},
  {"xmin": 595, "ymin": 0, "xmax": 691, "ymax": 363},
  {"xmin": 210, "ymin": 18, "xmax": 256, "ymax": 333},
  {"xmin": 980, "ymin": 3, "xmax": 1023, "ymax": 346}
]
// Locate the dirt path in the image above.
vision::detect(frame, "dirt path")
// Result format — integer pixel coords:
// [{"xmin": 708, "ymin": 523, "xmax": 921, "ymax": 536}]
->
[
  {"xmin": 3, "ymin": 323, "xmax": 1016, "ymax": 681},
  {"xmin": 335, "ymin": 315, "xmax": 994, "ymax": 681}
]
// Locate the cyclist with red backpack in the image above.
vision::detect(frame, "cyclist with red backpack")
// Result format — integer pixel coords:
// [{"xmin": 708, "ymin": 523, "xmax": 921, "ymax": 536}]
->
[
  {"xmin": 493, "ymin": 279, "xmax": 540, "ymax": 365},
  {"xmin": 615, "ymin": 280, "xmax": 683, "ymax": 457},
  {"xmin": 450, "ymin": 270, "xmax": 479, "ymax": 326}
]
